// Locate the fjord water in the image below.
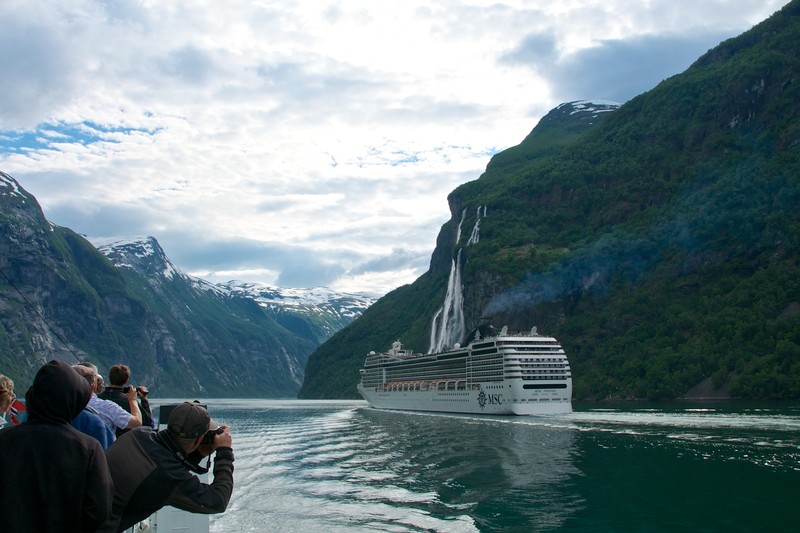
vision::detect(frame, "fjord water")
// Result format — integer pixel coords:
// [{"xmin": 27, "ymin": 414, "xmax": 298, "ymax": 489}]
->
[{"xmin": 199, "ymin": 400, "xmax": 798, "ymax": 532}]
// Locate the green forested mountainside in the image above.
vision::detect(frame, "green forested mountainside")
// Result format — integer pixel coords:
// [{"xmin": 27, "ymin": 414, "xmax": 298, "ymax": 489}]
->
[{"xmin": 300, "ymin": 1, "xmax": 800, "ymax": 400}]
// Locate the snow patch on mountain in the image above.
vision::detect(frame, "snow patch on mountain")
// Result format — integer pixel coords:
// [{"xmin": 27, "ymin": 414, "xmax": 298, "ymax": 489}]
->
[
  {"xmin": 0, "ymin": 171, "xmax": 25, "ymax": 200},
  {"xmin": 220, "ymin": 281, "xmax": 377, "ymax": 318},
  {"xmin": 93, "ymin": 236, "xmax": 377, "ymax": 322},
  {"xmin": 560, "ymin": 100, "xmax": 620, "ymax": 116},
  {"xmin": 93, "ymin": 235, "xmax": 181, "ymax": 280}
]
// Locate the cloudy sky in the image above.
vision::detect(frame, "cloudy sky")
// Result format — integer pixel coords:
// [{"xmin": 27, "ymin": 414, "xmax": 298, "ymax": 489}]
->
[{"xmin": 0, "ymin": 0, "xmax": 789, "ymax": 295}]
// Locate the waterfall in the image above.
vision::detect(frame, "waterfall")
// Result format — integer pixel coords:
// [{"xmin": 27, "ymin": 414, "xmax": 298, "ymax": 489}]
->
[
  {"xmin": 428, "ymin": 249, "xmax": 465, "ymax": 353},
  {"xmin": 455, "ymin": 208, "xmax": 467, "ymax": 244},
  {"xmin": 467, "ymin": 206, "xmax": 482, "ymax": 246},
  {"xmin": 428, "ymin": 205, "xmax": 486, "ymax": 353},
  {"xmin": 428, "ymin": 307, "xmax": 443, "ymax": 353},
  {"xmin": 428, "ymin": 205, "xmax": 487, "ymax": 353}
]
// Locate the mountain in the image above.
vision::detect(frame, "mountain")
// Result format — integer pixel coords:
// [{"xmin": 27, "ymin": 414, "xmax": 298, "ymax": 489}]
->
[
  {"xmin": 300, "ymin": 1, "xmax": 800, "ymax": 400},
  {"xmin": 0, "ymin": 177, "xmax": 371, "ymax": 397},
  {"xmin": 217, "ymin": 282, "xmax": 376, "ymax": 345},
  {"xmin": 94, "ymin": 238, "xmax": 376, "ymax": 347}
]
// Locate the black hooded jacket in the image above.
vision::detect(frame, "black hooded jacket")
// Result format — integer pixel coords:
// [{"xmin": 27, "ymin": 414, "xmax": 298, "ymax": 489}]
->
[{"xmin": 0, "ymin": 360, "xmax": 113, "ymax": 532}]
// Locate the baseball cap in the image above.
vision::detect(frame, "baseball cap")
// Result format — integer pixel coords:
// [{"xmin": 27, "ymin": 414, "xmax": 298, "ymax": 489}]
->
[{"xmin": 167, "ymin": 401, "xmax": 220, "ymax": 439}]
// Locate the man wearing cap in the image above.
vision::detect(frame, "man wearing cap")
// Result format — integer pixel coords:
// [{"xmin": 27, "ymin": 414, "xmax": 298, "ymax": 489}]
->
[{"xmin": 99, "ymin": 401, "xmax": 234, "ymax": 533}]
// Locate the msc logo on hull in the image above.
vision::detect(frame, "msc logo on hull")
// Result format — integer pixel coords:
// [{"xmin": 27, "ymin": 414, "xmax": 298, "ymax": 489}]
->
[{"xmin": 477, "ymin": 390, "xmax": 504, "ymax": 409}]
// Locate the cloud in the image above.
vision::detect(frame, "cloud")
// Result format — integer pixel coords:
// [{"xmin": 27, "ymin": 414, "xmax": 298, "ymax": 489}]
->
[
  {"xmin": 502, "ymin": 33, "xmax": 559, "ymax": 66},
  {"xmin": 275, "ymin": 260, "xmax": 345, "ymax": 288},
  {"xmin": 350, "ymin": 248, "xmax": 429, "ymax": 277},
  {"xmin": 0, "ymin": 13, "xmax": 82, "ymax": 128},
  {"xmin": 0, "ymin": 0, "xmax": 792, "ymax": 295},
  {"xmin": 162, "ymin": 232, "xmax": 422, "ymax": 291},
  {"xmin": 158, "ymin": 45, "xmax": 218, "ymax": 85},
  {"xmin": 503, "ymin": 30, "xmax": 743, "ymax": 103}
]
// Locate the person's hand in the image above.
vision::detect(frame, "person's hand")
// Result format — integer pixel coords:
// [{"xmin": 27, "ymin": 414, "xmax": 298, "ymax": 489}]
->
[
  {"xmin": 196, "ymin": 438, "xmax": 214, "ymax": 458},
  {"xmin": 214, "ymin": 426, "xmax": 232, "ymax": 449},
  {"xmin": 136, "ymin": 386, "xmax": 148, "ymax": 398},
  {"xmin": 125, "ymin": 386, "xmax": 137, "ymax": 401},
  {"xmin": 195, "ymin": 426, "xmax": 231, "ymax": 457}
]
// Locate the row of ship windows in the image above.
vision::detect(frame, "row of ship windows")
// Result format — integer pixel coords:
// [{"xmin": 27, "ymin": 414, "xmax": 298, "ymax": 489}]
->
[
  {"xmin": 369, "ymin": 371, "xmax": 563, "ymax": 381},
  {"xmin": 372, "ymin": 381, "xmax": 527, "ymax": 390},
  {"xmin": 472, "ymin": 349, "xmax": 562, "ymax": 356},
  {"xmin": 366, "ymin": 354, "xmax": 564, "ymax": 364},
  {"xmin": 498, "ymin": 341, "xmax": 561, "ymax": 346},
  {"xmin": 370, "ymin": 378, "xmax": 513, "ymax": 391},
  {"xmin": 510, "ymin": 358, "xmax": 565, "ymax": 362},
  {"xmin": 392, "ymin": 371, "xmax": 470, "ymax": 378},
  {"xmin": 369, "ymin": 374, "xmax": 569, "ymax": 384},
  {"xmin": 380, "ymin": 365, "xmax": 468, "ymax": 371},
  {"xmin": 366, "ymin": 365, "xmax": 563, "ymax": 375},
  {"xmin": 492, "ymin": 353, "xmax": 561, "ymax": 359},
  {"xmin": 377, "ymin": 383, "xmax": 511, "ymax": 393},
  {"xmin": 433, "ymin": 398, "xmax": 469, "ymax": 402},
  {"xmin": 377, "ymin": 363, "xmax": 471, "ymax": 371},
  {"xmin": 517, "ymin": 398, "xmax": 570, "ymax": 402},
  {"xmin": 369, "ymin": 369, "xmax": 571, "ymax": 379},
  {"xmin": 380, "ymin": 382, "xmax": 480, "ymax": 392},
  {"xmin": 377, "ymin": 370, "xmax": 469, "ymax": 376},
  {"xmin": 472, "ymin": 339, "xmax": 561, "ymax": 349},
  {"xmin": 372, "ymin": 352, "xmax": 566, "ymax": 367},
  {"xmin": 505, "ymin": 365, "xmax": 567, "ymax": 370},
  {"xmin": 373, "ymin": 367, "xmax": 566, "ymax": 378},
  {"xmin": 376, "ymin": 369, "xmax": 572, "ymax": 378},
  {"xmin": 365, "ymin": 359, "xmax": 569, "ymax": 374}
]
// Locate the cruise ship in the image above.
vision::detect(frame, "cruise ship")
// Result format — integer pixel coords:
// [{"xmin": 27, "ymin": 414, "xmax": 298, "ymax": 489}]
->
[{"xmin": 357, "ymin": 325, "xmax": 572, "ymax": 415}]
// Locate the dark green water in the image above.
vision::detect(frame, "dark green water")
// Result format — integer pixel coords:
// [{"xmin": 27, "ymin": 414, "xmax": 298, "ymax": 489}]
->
[{"xmin": 187, "ymin": 400, "xmax": 799, "ymax": 532}]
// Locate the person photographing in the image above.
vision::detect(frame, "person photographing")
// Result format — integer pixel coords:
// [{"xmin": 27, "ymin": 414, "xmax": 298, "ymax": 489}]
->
[
  {"xmin": 99, "ymin": 401, "xmax": 234, "ymax": 533},
  {"xmin": 99, "ymin": 363, "xmax": 153, "ymax": 434}
]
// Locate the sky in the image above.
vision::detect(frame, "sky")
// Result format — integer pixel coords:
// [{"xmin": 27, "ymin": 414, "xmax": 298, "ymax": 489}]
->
[{"xmin": 0, "ymin": 0, "xmax": 790, "ymax": 295}]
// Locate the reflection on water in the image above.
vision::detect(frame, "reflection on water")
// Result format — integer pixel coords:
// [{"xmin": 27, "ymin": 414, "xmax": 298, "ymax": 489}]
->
[
  {"xmin": 190, "ymin": 401, "xmax": 799, "ymax": 532},
  {"xmin": 355, "ymin": 408, "xmax": 581, "ymax": 532}
]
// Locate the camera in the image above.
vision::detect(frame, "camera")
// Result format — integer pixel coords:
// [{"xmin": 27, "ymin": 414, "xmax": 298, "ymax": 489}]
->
[
  {"xmin": 122, "ymin": 385, "xmax": 147, "ymax": 395},
  {"xmin": 202, "ymin": 426, "xmax": 224, "ymax": 447}
]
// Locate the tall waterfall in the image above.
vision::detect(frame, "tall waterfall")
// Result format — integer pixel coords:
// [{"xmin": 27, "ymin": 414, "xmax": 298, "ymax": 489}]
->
[
  {"xmin": 428, "ymin": 249, "xmax": 465, "ymax": 353},
  {"xmin": 428, "ymin": 206, "xmax": 486, "ymax": 353}
]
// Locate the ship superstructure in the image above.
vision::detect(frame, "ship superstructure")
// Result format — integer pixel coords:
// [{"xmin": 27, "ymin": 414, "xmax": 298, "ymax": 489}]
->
[{"xmin": 357, "ymin": 326, "xmax": 572, "ymax": 415}]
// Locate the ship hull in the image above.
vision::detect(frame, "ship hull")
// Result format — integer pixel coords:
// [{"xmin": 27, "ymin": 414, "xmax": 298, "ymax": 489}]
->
[{"xmin": 358, "ymin": 381, "xmax": 572, "ymax": 415}]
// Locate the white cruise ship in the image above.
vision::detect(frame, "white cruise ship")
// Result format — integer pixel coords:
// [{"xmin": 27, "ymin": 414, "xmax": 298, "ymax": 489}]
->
[{"xmin": 357, "ymin": 325, "xmax": 572, "ymax": 415}]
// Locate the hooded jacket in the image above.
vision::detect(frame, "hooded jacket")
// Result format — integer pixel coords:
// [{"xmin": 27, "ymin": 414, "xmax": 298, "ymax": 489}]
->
[{"xmin": 0, "ymin": 360, "xmax": 113, "ymax": 532}]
